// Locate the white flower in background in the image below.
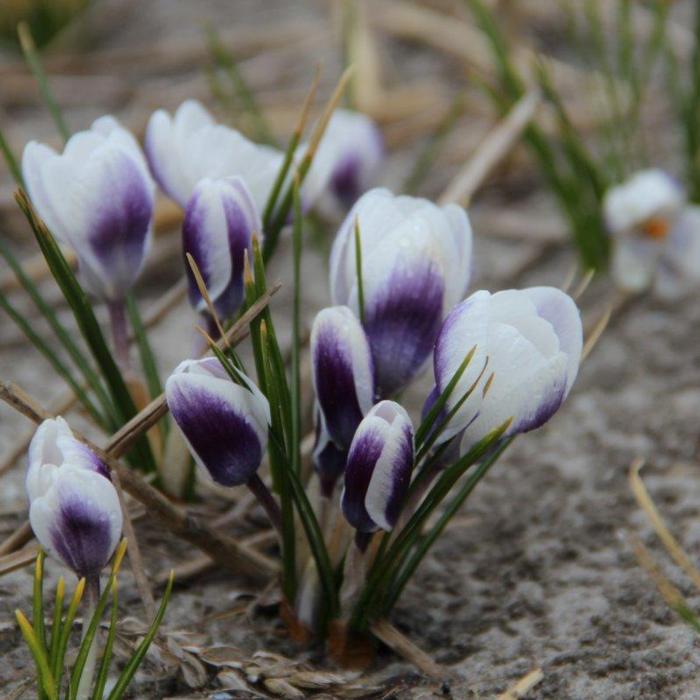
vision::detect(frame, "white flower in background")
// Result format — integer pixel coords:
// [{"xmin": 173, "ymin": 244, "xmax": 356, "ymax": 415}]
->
[
  {"xmin": 145, "ymin": 99, "xmax": 283, "ymax": 212},
  {"xmin": 22, "ymin": 116, "xmax": 155, "ymax": 303},
  {"xmin": 603, "ymin": 168, "xmax": 700, "ymax": 298},
  {"xmin": 304, "ymin": 109, "xmax": 384, "ymax": 217}
]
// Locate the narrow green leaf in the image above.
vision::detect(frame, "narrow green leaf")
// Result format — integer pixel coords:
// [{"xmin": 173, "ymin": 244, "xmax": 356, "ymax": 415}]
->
[
  {"xmin": 290, "ymin": 182, "xmax": 303, "ymax": 475},
  {"xmin": 18, "ymin": 22, "xmax": 70, "ymax": 143},
  {"xmin": 48, "ymin": 578, "xmax": 65, "ymax": 681},
  {"xmin": 91, "ymin": 582, "xmax": 119, "ymax": 700},
  {"xmin": 0, "ymin": 122, "xmax": 25, "ymax": 187},
  {"xmin": 354, "ymin": 218, "xmax": 365, "ymax": 325},
  {"xmin": 54, "ymin": 578, "xmax": 85, "ymax": 692},
  {"xmin": 33, "ymin": 550, "xmax": 47, "ymax": 654},
  {"xmin": 106, "ymin": 572, "xmax": 174, "ymax": 700},
  {"xmin": 17, "ymin": 191, "xmax": 157, "ymax": 473},
  {"xmin": 16, "ymin": 609, "xmax": 57, "ymax": 700}
]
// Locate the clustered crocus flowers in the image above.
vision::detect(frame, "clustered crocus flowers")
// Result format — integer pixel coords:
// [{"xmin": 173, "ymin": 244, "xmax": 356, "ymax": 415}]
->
[
  {"xmin": 603, "ymin": 168, "xmax": 700, "ymax": 299},
  {"xmin": 20, "ymin": 97, "xmax": 584, "ymax": 646}
]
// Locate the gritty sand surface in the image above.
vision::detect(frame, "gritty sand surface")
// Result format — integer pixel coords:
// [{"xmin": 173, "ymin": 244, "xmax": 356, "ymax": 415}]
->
[{"xmin": 2, "ymin": 1, "xmax": 700, "ymax": 698}]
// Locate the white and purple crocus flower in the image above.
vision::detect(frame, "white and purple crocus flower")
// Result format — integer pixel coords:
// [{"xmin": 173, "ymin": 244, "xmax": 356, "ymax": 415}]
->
[
  {"xmin": 305, "ymin": 109, "xmax": 384, "ymax": 216},
  {"xmin": 145, "ymin": 99, "xmax": 283, "ymax": 213},
  {"xmin": 430, "ymin": 286, "xmax": 582, "ymax": 453},
  {"xmin": 603, "ymin": 169, "xmax": 700, "ymax": 299},
  {"xmin": 182, "ymin": 176, "xmax": 260, "ymax": 322},
  {"xmin": 165, "ymin": 357, "xmax": 270, "ymax": 488},
  {"xmin": 22, "ymin": 116, "xmax": 155, "ymax": 304},
  {"xmin": 27, "ymin": 417, "xmax": 123, "ymax": 581},
  {"xmin": 310, "ymin": 306, "xmax": 375, "ymax": 494},
  {"xmin": 330, "ymin": 188, "xmax": 473, "ymax": 397},
  {"xmin": 341, "ymin": 401, "xmax": 414, "ymax": 540}
]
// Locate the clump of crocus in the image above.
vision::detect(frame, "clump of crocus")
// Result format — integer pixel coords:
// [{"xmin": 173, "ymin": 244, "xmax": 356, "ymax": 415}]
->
[
  {"xmin": 603, "ymin": 168, "xmax": 700, "ymax": 299},
  {"xmin": 27, "ymin": 417, "xmax": 123, "ymax": 583},
  {"xmin": 145, "ymin": 99, "xmax": 283, "ymax": 212},
  {"xmin": 431, "ymin": 286, "xmax": 583, "ymax": 452},
  {"xmin": 311, "ymin": 305, "xmax": 375, "ymax": 495},
  {"xmin": 22, "ymin": 116, "xmax": 155, "ymax": 366},
  {"xmin": 330, "ymin": 187, "xmax": 473, "ymax": 397},
  {"xmin": 182, "ymin": 176, "xmax": 260, "ymax": 324}
]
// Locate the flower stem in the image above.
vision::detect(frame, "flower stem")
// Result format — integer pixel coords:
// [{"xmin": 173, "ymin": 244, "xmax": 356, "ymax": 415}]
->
[
  {"xmin": 77, "ymin": 575, "xmax": 100, "ymax": 700},
  {"xmin": 108, "ymin": 300, "xmax": 130, "ymax": 371},
  {"xmin": 246, "ymin": 473, "xmax": 282, "ymax": 536}
]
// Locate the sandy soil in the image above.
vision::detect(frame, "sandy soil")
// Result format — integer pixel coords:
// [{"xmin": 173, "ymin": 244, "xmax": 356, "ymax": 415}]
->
[{"xmin": 2, "ymin": 1, "xmax": 700, "ymax": 698}]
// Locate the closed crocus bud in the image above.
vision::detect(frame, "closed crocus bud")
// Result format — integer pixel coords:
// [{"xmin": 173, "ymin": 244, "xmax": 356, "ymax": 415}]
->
[
  {"xmin": 183, "ymin": 176, "xmax": 260, "ymax": 320},
  {"xmin": 341, "ymin": 401, "xmax": 414, "ymax": 533},
  {"xmin": 22, "ymin": 116, "xmax": 155, "ymax": 303},
  {"xmin": 305, "ymin": 109, "xmax": 383, "ymax": 214},
  {"xmin": 165, "ymin": 357, "xmax": 270, "ymax": 487},
  {"xmin": 433, "ymin": 287, "xmax": 582, "ymax": 452},
  {"xmin": 145, "ymin": 99, "xmax": 283, "ymax": 212},
  {"xmin": 27, "ymin": 418, "xmax": 122, "ymax": 579},
  {"xmin": 603, "ymin": 169, "xmax": 684, "ymax": 293},
  {"xmin": 330, "ymin": 188, "xmax": 473, "ymax": 397}
]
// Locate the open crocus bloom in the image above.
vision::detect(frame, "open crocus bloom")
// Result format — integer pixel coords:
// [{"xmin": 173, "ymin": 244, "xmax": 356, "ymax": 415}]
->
[
  {"xmin": 165, "ymin": 358, "xmax": 271, "ymax": 487},
  {"xmin": 145, "ymin": 99, "xmax": 283, "ymax": 212},
  {"xmin": 330, "ymin": 188, "xmax": 473, "ymax": 397},
  {"xmin": 27, "ymin": 418, "xmax": 122, "ymax": 579},
  {"xmin": 183, "ymin": 176, "xmax": 260, "ymax": 321},
  {"xmin": 22, "ymin": 116, "xmax": 155, "ymax": 302},
  {"xmin": 603, "ymin": 169, "xmax": 700, "ymax": 297},
  {"xmin": 432, "ymin": 287, "xmax": 582, "ymax": 452},
  {"xmin": 305, "ymin": 109, "xmax": 384, "ymax": 216},
  {"xmin": 341, "ymin": 401, "xmax": 414, "ymax": 533}
]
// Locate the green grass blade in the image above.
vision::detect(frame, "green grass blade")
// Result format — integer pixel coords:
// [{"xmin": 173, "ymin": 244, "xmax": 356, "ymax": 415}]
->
[
  {"xmin": 0, "ymin": 290, "xmax": 105, "ymax": 425},
  {"xmin": 33, "ymin": 550, "xmax": 47, "ymax": 654},
  {"xmin": 54, "ymin": 578, "xmax": 85, "ymax": 692},
  {"xmin": 48, "ymin": 578, "xmax": 65, "ymax": 678},
  {"xmin": 15, "ymin": 609, "xmax": 57, "ymax": 700},
  {"xmin": 18, "ymin": 22, "xmax": 70, "ymax": 143},
  {"xmin": 0, "ymin": 236, "xmax": 114, "ymax": 426},
  {"xmin": 380, "ymin": 436, "xmax": 514, "ymax": 615},
  {"xmin": 91, "ymin": 582, "xmax": 119, "ymax": 700},
  {"xmin": 106, "ymin": 572, "xmax": 174, "ymax": 700},
  {"xmin": 354, "ymin": 218, "xmax": 365, "ymax": 324},
  {"xmin": 17, "ymin": 191, "xmax": 157, "ymax": 472},
  {"xmin": 290, "ymin": 182, "xmax": 303, "ymax": 475},
  {"xmin": 0, "ymin": 122, "xmax": 25, "ymax": 187}
]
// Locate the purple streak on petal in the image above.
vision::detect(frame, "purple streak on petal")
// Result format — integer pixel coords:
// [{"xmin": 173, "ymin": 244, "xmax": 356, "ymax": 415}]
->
[
  {"xmin": 86, "ymin": 153, "xmax": 153, "ymax": 299},
  {"xmin": 312, "ymin": 418, "xmax": 348, "ymax": 497},
  {"xmin": 313, "ymin": 323, "xmax": 366, "ymax": 447},
  {"xmin": 50, "ymin": 493, "xmax": 114, "ymax": 578},
  {"xmin": 331, "ymin": 155, "xmax": 362, "ymax": 209},
  {"xmin": 514, "ymin": 377, "xmax": 567, "ymax": 435},
  {"xmin": 168, "ymin": 384, "xmax": 262, "ymax": 486},
  {"xmin": 381, "ymin": 422, "xmax": 414, "ymax": 529},
  {"xmin": 342, "ymin": 428, "xmax": 384, "ymax": 532},
  {"xmin": 364, "ymin": 261, "xmax": 444, "ymax": 397}
]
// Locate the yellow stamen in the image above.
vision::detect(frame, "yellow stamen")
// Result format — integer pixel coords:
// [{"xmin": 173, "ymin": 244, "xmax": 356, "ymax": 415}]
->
[{"xmin": 641, "ymin": 217, "xmax": 670, "ymax": 240}]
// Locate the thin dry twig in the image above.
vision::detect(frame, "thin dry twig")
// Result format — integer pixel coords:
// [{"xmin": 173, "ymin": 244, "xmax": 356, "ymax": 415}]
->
[
  {"xmin": 496, "ymin": 667, "xmax": 544, "ymax": 700},
  {"xmin": 369, "ymin": 619, "xmax": 446, "ymax": 679},
  {"xmin": 629, "ymin": 458, "xmax": 700, "ymax": 592},
  {"xmin": 438, "ymin": 91, "xmax": 540, "ymax": 207}
]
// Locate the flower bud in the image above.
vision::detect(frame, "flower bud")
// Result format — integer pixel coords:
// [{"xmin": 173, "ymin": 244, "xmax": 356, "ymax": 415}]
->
[
  {"xmin": 145, "ymin": 99, "xmax": 283, "ymax": 212},
  {"xmin": 341, "ymin": 401, "xmax": 414, "ymax": 533},
  {"xmin": 183, "ymin": 176, "xmax": 260, "ymax": 320},
  {"xmin": 27, "ymin": 418, "xmax": 122, "ymax": 578},
  {"xmin": 165, "ymin": 358, "xmax": 270, "ymax": 487},
  {"xmin": 433, "ymin": 287, "xmax": 582, "ymax": 451},
  {"xmin": 305, "ymin": 109, "xmax": 383, "ymax": 214},
  {"xmin": 22, "ymin": 116, "xmax": 155, "ymax": 302},
  {"xmin": 330, "ymin": 188, "xmax": 472, "ymax": 397}
]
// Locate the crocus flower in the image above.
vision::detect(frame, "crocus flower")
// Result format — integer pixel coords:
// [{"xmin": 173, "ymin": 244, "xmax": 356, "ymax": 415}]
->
[
  {"xmin": 603, "ymin": 169, "xmax": 700, "ymax": 298},
  {"xmin": 165, "ymin": 357, "xmax": 270, "ymax": 487},
  {"xmin": 183, "ymin": 176, "xmax": 260, "ymax": 321},
  {"xmin": 329, "ymin": 188, "xmax": 473, "ymax": 397},
  {"xmin": 145, "ymin": 99, "xmax": 283, "ymax": 212},
  {"xmin": 305, "ymin": 109, "xmax": 383, "ymax": 215},
  {"xmin": 341, "ymin": 401, "xmax": 414, "ymax": 533},
  {"xmin": 431, "ymin": 287, "xmax": 582, "ymax": 452},
  {"xmin": 22, "ymin": 116, "xmax": 155, "ymax": 303},
  {"xmin": 310, "ymin": 306, "xmax": 375, "ymax": 492},
  {"xmin": 27, "ymin": 418, "xmax": 122, "ymax": 579}
]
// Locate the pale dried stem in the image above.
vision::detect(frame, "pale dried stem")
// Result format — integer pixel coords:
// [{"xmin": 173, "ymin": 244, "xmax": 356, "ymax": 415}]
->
[
  {"xmin": 369, "ymin": 619, "xmax": 446, "ymax": 679},
  {"xmin": 496, "ymin": 667, "xmax": 545, "ymax": 700},
  {"xmin": 629, "ymin": 458, "xmax": 700, "ymax": 592},
  {"xmin": 438, "ymin": 91, "xmax": 540, "ymax": 207}
]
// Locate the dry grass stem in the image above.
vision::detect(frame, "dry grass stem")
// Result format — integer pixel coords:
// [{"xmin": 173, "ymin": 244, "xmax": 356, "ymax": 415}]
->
[
  {"xmin": 438, "ymin": 90, "xmax": 540, "ymax": 207},
  {"xmin": 497, "ymin": 667, "xmax": 544, "ymax": 700},
  {"xmin": 629, "ymin": 459, "xmax": 700, "ymax": 592}
]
